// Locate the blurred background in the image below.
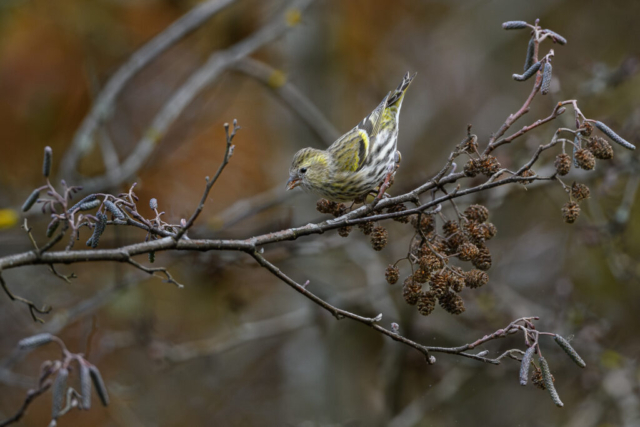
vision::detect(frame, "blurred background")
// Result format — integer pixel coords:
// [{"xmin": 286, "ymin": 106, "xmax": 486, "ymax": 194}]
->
[{"xmin": 1, "ymin": 0, "xmax": 639, "ymax": 426}]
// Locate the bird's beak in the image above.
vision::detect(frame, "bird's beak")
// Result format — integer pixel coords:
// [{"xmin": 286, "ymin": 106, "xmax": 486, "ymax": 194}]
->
[{"xmin": 286, "ymin": 177, "xmax": 301, "ymax": 191}]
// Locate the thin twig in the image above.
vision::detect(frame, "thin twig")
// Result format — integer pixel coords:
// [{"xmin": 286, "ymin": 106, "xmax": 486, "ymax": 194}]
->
[
  {"xmin": 125, "ymin": 258, "xmax": 184, "ymax": 289},
  {"xmin": 248, "ymin": 250, "xmax": 434, "ymax": 363},
  {"xmin": 174, "ymin": 120, "xmax": 239, "ymax": 240},
  {"xmin": 0, "ymin": 274, "xmax": 52, "ymax": 323},
  {"xmin": 0, "ymin": 380, "xmax": 52, "ymax": 427}
]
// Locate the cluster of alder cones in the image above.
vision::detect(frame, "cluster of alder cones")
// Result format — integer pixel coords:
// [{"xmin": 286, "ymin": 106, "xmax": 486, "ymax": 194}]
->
[
  {"xmin": 316, "ymin": 200, "xmax": 496, "ymax": 317},
  {"xmin": 388, "ymin": 204, "xmax": 495, "ymax": 316},
  {"xmin": 556, "ymin": 124, "xmax": 615, "ymax": 223}
]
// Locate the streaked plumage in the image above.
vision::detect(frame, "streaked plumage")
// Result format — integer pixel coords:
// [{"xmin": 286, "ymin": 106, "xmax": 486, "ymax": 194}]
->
[{"xmin": 287, "ymin": 72, "xmax": 415, "ymax": 202}]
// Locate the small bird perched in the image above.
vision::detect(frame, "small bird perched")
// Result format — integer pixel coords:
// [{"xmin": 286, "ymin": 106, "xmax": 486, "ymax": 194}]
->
[{"xmin": 286, "ymin": 72, "xmax": 416, "ymax": 202}]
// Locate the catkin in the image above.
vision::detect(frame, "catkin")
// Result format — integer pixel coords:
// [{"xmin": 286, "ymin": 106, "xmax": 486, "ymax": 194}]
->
[
  {"xmin": 541, "ymin": 62, "xmax": 553, "ymax": 95},
  {"xmin": 539, "ymin": 356, "xmax": 564, "ymax": 407},
  {"xmin": 513, "ymin": 61, "xmax": 541, "ymax": 81},
  {"xmin": 80, "ymin": 363, "xmax": 92, "ymax": 410},
  {"xmin": 76, "ymin": 199, "xmax": 101, "ymax": 212},
  {"xmin": 502, "ymin": 21, "xmax": 528, "ymax": 30},
  {"xmin": 519, "ymin": 346, "xmax": 535, "ymax": 385},
  {"xmin": 69, "ymin": 195, "xmax": 98, "ymax": 213},
  {"xmin": 22, "ymin": 189, "xmax": 40, "ymax": 212},
  {"xmin": 545, "ymin": 29, "xmax": 567, "ymax": 45},
  {"xmin": 554, "ymin": 335, "xmax": 586, "ymax": 368},
  {"xmin": 46, "ymin": 219, "xmax": 60, "ymax": 238},
  {"xmin": 104, "ymin": 200, "xmax": 125, "ymax": 220},
  {"xmin": 90, "ymin": 365, "xmax": 110, "ymax": 406},
  {"xmin": 52, "ymin": 367, "xmax": 69, "ymax": 417},
  {"xmin": 595, "ymin": 121, "xmax": 636, "ymax": 150},
  {"xmin": 18, "ymin": 333, "xmax": 53, "ymax": 350},
  {"xmin": 43, "ymin": 146, "xmax": 53, "ymax": 178},
  {"xmin": 524, "ymin": 37, "xmax": 535, "ymax": 71},
  {"xmin": 87, "ymin": 213, "xmax": 107, "ymax": 248}
]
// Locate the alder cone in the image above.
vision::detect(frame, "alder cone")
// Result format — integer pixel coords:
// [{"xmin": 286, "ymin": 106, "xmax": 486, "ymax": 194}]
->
[{"xmin": 554, "ymin": 153, "xmax": 571, "ymax": 176}]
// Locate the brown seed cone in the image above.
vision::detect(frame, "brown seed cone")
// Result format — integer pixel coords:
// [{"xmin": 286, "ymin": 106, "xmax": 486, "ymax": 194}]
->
[
  {"xmin": 531, "ymin": 366, "xmax": 554, "ymax": 390},
  {"xmin": 586, "ymin": 136, "xmax": 613, "ymax": 160},
  {"xmin": 457, "ymin": 242, "xmax": 479, "ymax": 261},
  {"xmin": 570, "ymin": 182, "xmax": 590, "ymax": 202},
  {"xmin": 417, "ymin": 291, "xmax": 437, "ymax": 316},
  {"xmin": 519, "ymin": 169, "xmax": 536, "ymax": 185},
  {"xmin": 464, "ymin": 159, "xmax": 480, "ymax": 177},
  {"xmin": 479, "ymin": 155, "xmax": 501, "ymax": 177},
  {"xmin": 438, "ymin": 291, "xmax": 466, "ymax": 315},
  {"xmin": 385, "ymin": 265, "xmax": 399, "ymax": 285},
  {"xmin": 316, "ymin": 199, "xmax": 337, "ymax": 214},
  {"xmin": 562, "ymin": 201, "xmax": 580, "ymax": 224},
  {"xmin": 420, "ymin": 254, "xmax": 444, "ymax": 273},
  {"xmin": 445, "ymin": 232, "xmax": 468, "ymax": 254},
  {"xmin": 448, "ymin": 267, "xmax": 466, "ymax": 292},
  {"xmin": 472, "ymin": 244, "xmax": 492, "ymax": 271},
  {"xmin": 370, "ymin": 226, "xmax": 388, "ymax": 251},
  {"xmin": 465, "ymin": 221, "xmax": 486, "ymax": 244},
  {"xmin": 465, "ymin": 205, "xmax": 490, "ymax": 223},
  {"xmin": 412, "ymin": 268, "xmax": 430, "ymax": 284},
  {"xmin": 387, "ymin": 203, "xmax": 410, "ymax": 223},
  {"xmin": 358, "ymin": 221, "xmax": 374, "ymax": 235},
  {"xmin": 462, "ymin": 134, "xmax": 478, "ymax": 153},
  {"xmin": 574, "ymin": 148, "xmax": 596, "ymax": 170},
  {"xmin": 402, "ymin": 276, "xmax": 422, "ymax": 305},
  {"xmin": 478, "ymin": 223, "xmax": 498, "ymax": 240},
  {"xmin": 442, "ymin": 220, "xmax": 460, "ymax": 236},
  {"xmin": 429, "ymin": 272, "xmax": 450, "ymax": 298},
  {"xmin": 554, "ymin": 153, "xmax": 572, "ymax": 176},
  {"xmin": 464, "ymin": 269, "xmax": 489, "ymax": 289},
  {"xmin": 531, "ymin": 367, "xmax": 545, "ymax": 390},
  {"xmin": 410, "ymin": 214, "xmax": 435, "ymax": 234},
  {"xmin": 338, "ymin": 226, "xmax": 352, "ymax": 237},
  {"xmin": 429, "ymin": 238, "xmax": 448, "ymax": 255},
  {"xmin": 580, "ymin": 121, "xmax": 594, "ymax": 137}
]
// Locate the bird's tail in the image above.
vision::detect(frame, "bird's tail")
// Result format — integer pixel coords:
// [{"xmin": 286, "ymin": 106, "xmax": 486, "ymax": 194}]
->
[{"xmin": 386, "ymin": 71, "xmax": 416, "ymax": 108}]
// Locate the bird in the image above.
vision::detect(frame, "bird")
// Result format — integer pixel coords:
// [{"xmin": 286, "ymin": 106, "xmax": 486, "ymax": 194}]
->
[{"xmin": 286, "ymin": 72, "xmax": 416, "ymax": 202}]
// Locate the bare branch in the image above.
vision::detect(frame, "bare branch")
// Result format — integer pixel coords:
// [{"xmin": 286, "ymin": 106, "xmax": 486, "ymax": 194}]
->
[
  {"xmin": 60, "ymin": 0, "xmax": 238, "ymax": 178},
  {"xmin": 126, "ymin": 258, "xmax": 184, "ymax": 289},
  {"xmin": 72, "ymin": 0, "xmax": 316, "ymax": 193},
  {"xmin": 0, "ymin": 380, "xmax": 51, "ymax": 427},
  {"xmin": 0, "ymin": 274, "xmax": 51, "ymax": 323},
  {"xmin": 248, "ymin": 250, "xmax": 434, "ymax": 363},
  {"xmin": 174, "ymin": 120, "xmax": 239, "ymax": 240},
  {"xmin": 0, "ymin": 173, "xmax": 552, "ymax": 274}
]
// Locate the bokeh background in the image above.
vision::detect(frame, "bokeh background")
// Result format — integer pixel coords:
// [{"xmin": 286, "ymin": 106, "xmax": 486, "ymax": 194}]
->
[{"xmin": 1, "ymin": 0, "xmax": 640, "ymax": 426}]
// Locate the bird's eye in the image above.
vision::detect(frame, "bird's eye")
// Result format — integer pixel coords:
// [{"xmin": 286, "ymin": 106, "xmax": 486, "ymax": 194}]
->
[{"xmin": 300, "ymin": 167, "xmax": 307, "ymax": 174}]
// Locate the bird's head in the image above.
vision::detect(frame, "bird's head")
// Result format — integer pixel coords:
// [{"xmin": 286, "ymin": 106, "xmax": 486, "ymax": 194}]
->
[{"xmin": 287, "ymin": 148, "xmax": 331, "ymax": 192}]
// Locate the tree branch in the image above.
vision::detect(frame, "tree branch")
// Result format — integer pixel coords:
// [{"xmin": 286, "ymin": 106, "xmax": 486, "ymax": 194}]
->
[
  {"xmin": 60, "ymin": 0, "xmax": 238, "ymax": 178},
  {"xmin": 174, "ymin": 120, "xmax": 239, "ymax": 240},
  {"xmin": 0, "ymin": 380, "xmax": 51, "ymax": 427},
  {"xmin": 71, "ymin": 0, "xmax": 316, "ymax": 193}
]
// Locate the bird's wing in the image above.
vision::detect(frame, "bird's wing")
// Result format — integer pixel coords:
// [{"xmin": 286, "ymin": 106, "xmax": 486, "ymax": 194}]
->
[
  {"xmin": 329, "ymin": 126, "xmax": 371, "ymax": 172},
  {"xmin": 328, "ymin": 93, "xmax": 390, "ymax": 173},
  {"xmin": 327, "ymin": 72, "xmax": 416, "ymax": 174}
]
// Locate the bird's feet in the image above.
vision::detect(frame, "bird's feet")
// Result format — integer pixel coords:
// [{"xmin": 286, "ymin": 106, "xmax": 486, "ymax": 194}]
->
[{"xmin": 372, "ymin": 164, "xmax": 399, "ymax": 207}]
